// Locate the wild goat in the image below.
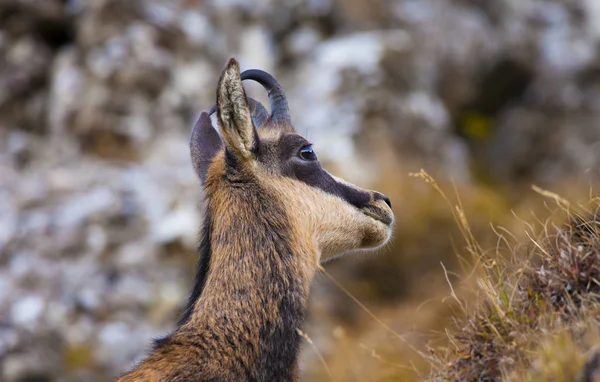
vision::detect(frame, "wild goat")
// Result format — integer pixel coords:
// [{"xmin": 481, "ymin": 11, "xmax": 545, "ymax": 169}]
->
[{"xmin": 117, "ymin": 58, "xmax": 394, "ymax": 381}]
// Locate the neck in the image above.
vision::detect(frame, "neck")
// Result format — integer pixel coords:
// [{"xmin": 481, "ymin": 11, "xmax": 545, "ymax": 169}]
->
[{"xmin": 173, "ymin": 185, "xmax": 316, "ymax": 380}]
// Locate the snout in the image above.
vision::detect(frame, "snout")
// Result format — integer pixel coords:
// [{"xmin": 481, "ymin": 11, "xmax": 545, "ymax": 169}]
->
[
  {"xmin": 361, "ymin": 191, "xmax": 394, "ymax": 226},
  {"xmin": 374, "ymin": 192, "xmax": 391, "ymax": 208}
]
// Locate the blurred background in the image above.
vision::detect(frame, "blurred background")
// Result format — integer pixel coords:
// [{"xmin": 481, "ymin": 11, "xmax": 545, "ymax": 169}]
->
[{"xmin": 1, "ymin": 0, "xmax": 600, "ymax": 381}]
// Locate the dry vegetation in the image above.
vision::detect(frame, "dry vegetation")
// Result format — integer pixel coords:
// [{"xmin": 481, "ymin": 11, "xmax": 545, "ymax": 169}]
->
[
  {"xmin": 287, "ymin": 160, "xmax": 600, "ymax": 382},
  {"xmin": 416, "ymin": 173, "xmax": 600, "ymax": 382}
]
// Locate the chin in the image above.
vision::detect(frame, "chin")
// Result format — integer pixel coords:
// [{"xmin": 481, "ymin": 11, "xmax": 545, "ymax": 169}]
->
[
  {"xmin": 320, "ymin": 227, "xmax": 392, "ymax": 264},
  {"xmin": 360, "ymin": 220, "xmax": 393, "ymax": 249}
]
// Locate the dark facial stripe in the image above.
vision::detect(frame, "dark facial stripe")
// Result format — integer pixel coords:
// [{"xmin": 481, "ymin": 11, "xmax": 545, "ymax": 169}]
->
[
  {"xmin": 222, "ymin": 131, "xmax": 370, "ymax": 209},
  {"xmin": 275, "ymin": 134, "xmax": 372, "ymax": 208},
  {"xmin": 294, "ymin": 165, "xmax": 372, "ymax": 209}
]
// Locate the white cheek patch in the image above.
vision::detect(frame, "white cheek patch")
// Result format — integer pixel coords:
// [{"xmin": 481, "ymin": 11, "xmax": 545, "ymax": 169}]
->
[{"xmin": 275, "ymin": 178, "xmax": 389, "ymax": 259}]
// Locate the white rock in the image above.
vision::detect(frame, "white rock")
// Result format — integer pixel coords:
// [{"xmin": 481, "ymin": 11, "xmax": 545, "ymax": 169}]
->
[
  {"xmin": 307, "ymin": 0, "xmax": 332, "ymax": 15},
  {"xmin": 46, "ymin": 302, "xmax": 70, "ymax": 327},
  {"xmin": 0, "ymin": 327, "xmax": 18, "ymax": 355},
  {"xmin": 48, "ymin": 49, "xmax": 83, "ymax": 134},
  {"xmin": 143, "ymin": 2, "xmax": 179, "ymax": 27},
  {"xmin": 123, "ymin": 114, "xmax": 152, "ymax": 144},
  {"xmin": 19, "ymin": 211, "xmax": 51, "ymax": 236},
  {"xmin": 180, "ymin": 11, "xmax": 212, "ymax": 45},
  {"xmin": 239, "ymin": 25, "xmax": 276, "ymax": 75},
  {"xmin": 404, "ymin": 91, "xmax": 450, "ymax": 130},
  {"xmin": 0, "ymin": 275, "xmax": 10, "ymax": 304},
  {"xmin": 109, "ymin": 275, "xmax": 153, "ymax": 307},
  {"xmin": 152, "ymin": 206, "xmax": 199, "ymax": 246},
  {"xmin": 0, "ymin": 193, "xmax": 16, "ymax": 250},
  {"xmin": 6, "ymin": 38, "xmax": 36, "ymax": 65},
  {"xmin": 11, "ymin": 295, "xmax": 44, "ymax": 326},
  {"xmin": 97, "ymin": 322, "xmax": 146, "ymax": 367},
  {"xmin": 172, "ymin": 61, "xmax": 213, "ymax": 99},
  {"xmin": 8, "ymin": 254, "xmax": 36, "ymax": 279},
  {"xmin": 115, "ymin": 241, "xmax": 154, "ymax": 267},
  {"xmin": 65, "ymin": 317, "xmax": 95, "ymax": 345},
  {"xmin": 585, "ymin": 0, "xmax": 600, "ymax": 41},
  {"xmin": 313, "ymin": 30, "xmax": 410, "ymax": 81},
  {"xmin": 77, "ymin": 286, "xmax": 103, "ymax": 311},
  {"xmin": 86, "ymin": 225, "xmax": 108, "ymax": 254},
  {"xmin": 99, "ymin": 322, "xmax": 131, "ymax": 348},
  {"xmin": 210, "ymin": 0, "xmax": 270, "ymax": 14},
  {"xmin": 287, "ymin": 27, "xmax": 322, "ymax": 57},
  {"xmin": 55, "ymin": 188, "xmax": 116, "ymax": 228}
]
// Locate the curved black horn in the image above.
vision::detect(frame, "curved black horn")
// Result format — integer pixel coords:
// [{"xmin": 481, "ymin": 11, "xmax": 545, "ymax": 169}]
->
[
  {"xmin": 208, "ymin": 97, "xmax": 269, "ymax": 128},
  {"xmin": 247, "ymin": 97, "xmax": 269, "ymax": 128},
  {"xmin": 240, "ymin": 69, "xmax": 290, "ymax": 125}
]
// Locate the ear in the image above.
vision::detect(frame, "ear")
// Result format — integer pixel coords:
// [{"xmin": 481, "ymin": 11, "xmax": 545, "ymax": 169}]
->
[
  {"xmin": 190, "ymin": 111, "xmax": 223, "ymax": 183},
  {"xmin": 216, "ymin": 58, "xmax": 258, "ymax": 160}
]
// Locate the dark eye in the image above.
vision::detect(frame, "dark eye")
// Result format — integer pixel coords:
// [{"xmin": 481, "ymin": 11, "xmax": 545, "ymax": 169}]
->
[{"xmin": 299, "ymin": 145, "xmax": 317, "ymax": 161}]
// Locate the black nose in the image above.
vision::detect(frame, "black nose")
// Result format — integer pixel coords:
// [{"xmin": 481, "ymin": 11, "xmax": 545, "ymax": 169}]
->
[{"xmin": 374, "ymin": 192, "xmax": 392, "ymax": 208}]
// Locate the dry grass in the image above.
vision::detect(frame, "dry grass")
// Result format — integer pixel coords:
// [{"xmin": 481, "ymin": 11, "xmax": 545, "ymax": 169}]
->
[
  {"xmin": 302, "ymin": 164, "xmax": 521, "ymax": 381},
  {"xmin": 302, "ymin": 164, "xmax": 600, "ymax": 381},
  {"xmin": 421, "ymin": 172, "xmax": 600, "ymax": 382}
]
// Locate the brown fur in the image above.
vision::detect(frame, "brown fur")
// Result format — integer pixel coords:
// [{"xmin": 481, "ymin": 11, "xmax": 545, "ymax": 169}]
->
[{"xmin": 117, "ymin": 59, "xmax": 393, "ymax": 381}]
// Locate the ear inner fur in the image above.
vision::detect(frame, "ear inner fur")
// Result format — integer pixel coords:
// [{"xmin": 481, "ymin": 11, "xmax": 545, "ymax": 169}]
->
[{"xmin": 216, "ymin": 59, "xmax": 257, "ymax": 160}]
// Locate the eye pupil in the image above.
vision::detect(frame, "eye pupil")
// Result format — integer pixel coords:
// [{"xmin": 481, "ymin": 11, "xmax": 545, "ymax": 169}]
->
[{"xmin": 299, "ymin": 145, "xmax": 316, "ymax": 161}]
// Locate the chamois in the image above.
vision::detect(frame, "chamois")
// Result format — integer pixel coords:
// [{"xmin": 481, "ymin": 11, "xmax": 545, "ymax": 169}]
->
[{"xmin": 117, "ymin": 58, "xmax": 394, "ymax": 381}]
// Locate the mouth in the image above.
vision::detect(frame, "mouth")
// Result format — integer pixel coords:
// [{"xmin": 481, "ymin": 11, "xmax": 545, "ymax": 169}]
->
[{"xmin": 362, "ymin": 206, "xmax": 394, "ymax": 226}]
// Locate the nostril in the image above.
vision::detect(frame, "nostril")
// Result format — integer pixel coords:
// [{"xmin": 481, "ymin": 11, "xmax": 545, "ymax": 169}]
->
[
  {"xmin": 383, "ymin": 196, "xmax": 392, "ymax": 208},
  {"xmin": 374, "ymin": 192, "xmax": 392, "ymax": 208}
]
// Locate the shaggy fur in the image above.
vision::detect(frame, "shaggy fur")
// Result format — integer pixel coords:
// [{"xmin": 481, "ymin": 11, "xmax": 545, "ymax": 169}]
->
[{"xmin": 117, "ymin": 58, "xmax": 394, "ymax": 381}]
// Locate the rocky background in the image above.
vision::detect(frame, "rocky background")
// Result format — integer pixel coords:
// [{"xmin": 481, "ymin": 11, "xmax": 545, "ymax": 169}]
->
[{"xmin": 1, "ymin": 0, "xmax": 600, "ymax": 381}]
